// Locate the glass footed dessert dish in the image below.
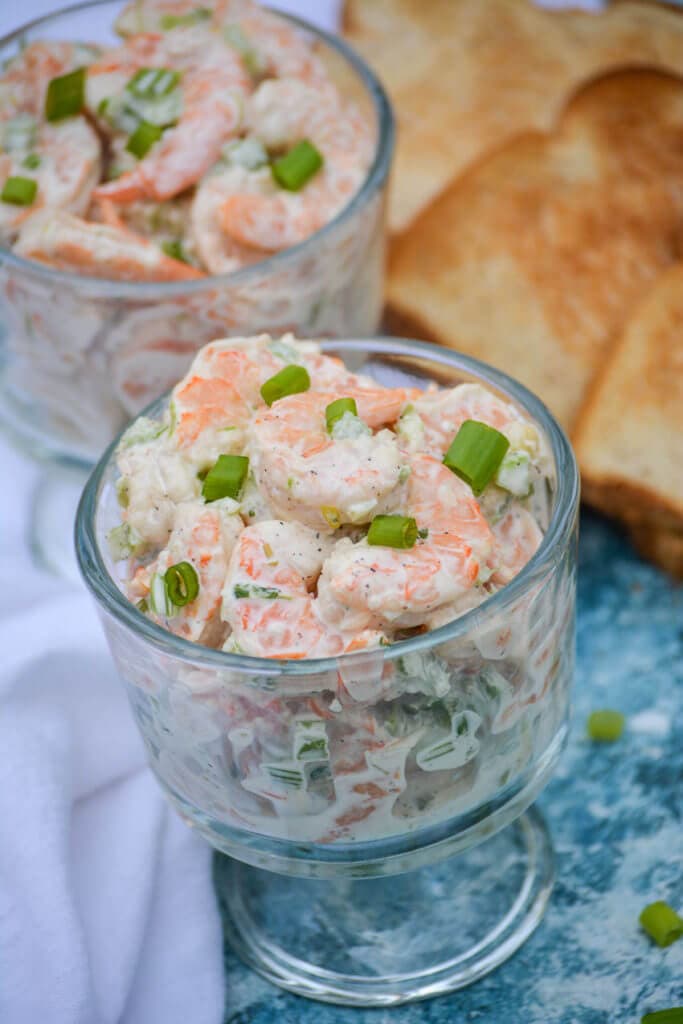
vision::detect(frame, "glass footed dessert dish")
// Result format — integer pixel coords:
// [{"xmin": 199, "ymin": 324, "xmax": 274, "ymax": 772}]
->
[{"xmin": 76, "ymin": 336, "xmax": 579, "ymax": 1006}]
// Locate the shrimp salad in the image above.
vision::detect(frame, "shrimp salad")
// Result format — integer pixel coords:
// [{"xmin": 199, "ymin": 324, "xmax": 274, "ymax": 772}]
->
[
  {"xmin": 105, "ymin": 334, "xmax": 571, "ymax": 843},
  {"xmin": 0, "ymin": 0, "xmax": 373, "ymax": 278}
]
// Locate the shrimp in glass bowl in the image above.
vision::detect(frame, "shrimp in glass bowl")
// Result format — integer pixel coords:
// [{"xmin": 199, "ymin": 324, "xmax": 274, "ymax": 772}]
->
[
  {"xmin": 0, "ymin": 0, "xmax": 393, "ymax": 575},
  {"xmin": 77, "ymin": 335, "xmax": 579, "ymax": 1006}
]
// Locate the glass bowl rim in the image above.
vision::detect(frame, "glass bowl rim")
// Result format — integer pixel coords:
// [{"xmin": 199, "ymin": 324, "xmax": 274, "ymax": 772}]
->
[
  {"xmin": 0, "ymin": 0, "xmax": 395, "ymax": 298},
  {"xmin": 76, "ymin": 335, "xmax": 580, "ymax": 676}
]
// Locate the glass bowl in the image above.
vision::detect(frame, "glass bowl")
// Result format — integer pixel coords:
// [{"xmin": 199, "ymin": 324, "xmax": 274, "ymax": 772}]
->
[
  {"xmin": 0, "ymin": 0, "xmax": 393, "ymax": 466},
  {"xmin": 76, "ymin": 337, "xmax": 580, "ymax": 1005},
  {"xmin": 0, "ymin": 0, "xmax": 393, "ymax": 577}
]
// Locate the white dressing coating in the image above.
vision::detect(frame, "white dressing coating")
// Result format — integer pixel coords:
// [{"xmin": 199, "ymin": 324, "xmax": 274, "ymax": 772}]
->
[{"xmin": 109, "ymin": 333, "xmax": 563, "ymax": 842}]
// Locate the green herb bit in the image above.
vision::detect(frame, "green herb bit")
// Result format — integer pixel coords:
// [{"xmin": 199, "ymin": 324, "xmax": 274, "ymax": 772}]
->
[
  {"xmin": 126, "ymin": 120, "xmax": 163, "ymax": 159},
  {"xmin": 44, "ymin": 67, "xmax": 86, "ymax": 122},
  {"xmin": 642, "ymin": 1010, "xmax": 683, "ymax": 1024},
  {"xmin": 321, "ymin": 506, "xmax": 342, "ymax": 530},
  {"xmin": 1, "ymin": 175, "xmax": 37, "ymax": 206},
  {"xmin": 233, "ymin": 583, "xmax": 288, "ymax": 600},
  {"xmin": 161, "ymin": 239, "xmax": 189, "ymax": 263},
  {"xmin": 223, "ymin": 24, "xmax": 265, "ymax": 78},
  {"xmin": 272, "ymin": 139, "xmax": 323, "ymax": 191},
  {"xmin": 202, "ymin": 454, "xmax": 249, "ymax": 502},
  {"xmin": 367, "ymin": 514, "xmax": 418, "ymax": 549},
  {"xmin": 136, "ymin": 597, "xmax": 149, "ymax": 614},
  {"xmin": 164, "ymin": 561, "xmax": 199, "ymax": 607},
  {"xmin": 127, "ymin": 67, "xmax": 181, "ymax": 99},
  {"xmin": 160, "ymin": 7, "xmax": 211, "ymax": 28},
  {"xmin": 587, "ymin": 709, "xmax": 625, "ymax": 742},
  {"xmin": 22, "ymin": 153, "xmax": 40, "ymax": 169},
  {"xmin": 639, "ymin": 902, "xmax": 683, "ymax": 948},
  {"xmin": 443, "ymin": 419, "xmax": 510, "ymax": 495},
  {"xmin": 260, "ymin": 364, "xmax": 310, "ymax": 405},
  {"xmin": 325, "ymin": 397, "xmax": 357, "ymax": 433}
]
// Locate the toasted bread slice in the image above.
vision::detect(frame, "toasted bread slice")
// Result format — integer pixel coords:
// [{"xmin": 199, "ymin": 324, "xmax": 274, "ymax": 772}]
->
[
  {"xmin": 574, "ymin": 263, "xmax": 683, "ymax": 534},
  {"xmin": 627, "ymin": 521, "xmax": 683, "ymax": 580},
  {"xmin": 386, "ymin": 70, "xmax": 683, "ymax": 431},
  {"xmin": 343, "ymin": 0, "xmax": 683, "ymax": 233}
]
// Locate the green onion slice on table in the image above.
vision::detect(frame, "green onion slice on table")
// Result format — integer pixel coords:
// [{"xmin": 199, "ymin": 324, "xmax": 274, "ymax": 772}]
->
[
  {"xmin": 641, "ymin": 1010, "xmax": 683, "ymax": 1024},
  {"xmin": 201, "ymin": 454, "xmax": 249, "ymax": 502},
  {"xmin": 367, "ymin": 515, "xmax": 419, "ymax": 549},
  {"xmin": 639, "ymin": 901, "xmax": 683, "ymax": 947},
  {"xmin": 587, "ymin": 709, "xmax": 625, "ymax": 742},
  {"xmin": 260, "ymin": 364, "xmax": 310, "ymax": 406},
  {"xmin": 443, "ymin": 419, "xmax": 510, "ymax": 495},
  {"xmin": 271, "ymin": 140, "xmax": 323, "ymax": 191}
]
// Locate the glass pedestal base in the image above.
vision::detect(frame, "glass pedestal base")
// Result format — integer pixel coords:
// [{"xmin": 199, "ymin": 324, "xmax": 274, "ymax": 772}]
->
[{"xmin": 216, "ymin": 805, "xmax": 554, "ymax": 1007}]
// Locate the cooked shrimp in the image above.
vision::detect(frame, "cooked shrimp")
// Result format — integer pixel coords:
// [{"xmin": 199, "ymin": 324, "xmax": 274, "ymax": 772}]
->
[
  {"xmin": 131, "ymin": 499, "xmax": 243, "ymax": 643},
  {"xmin": 191, "ymin": 164, "xmax": 270, "ymax": 273},
  {"xmin": 14, "ymin": 209, "xmax": 203, "ymax": 280},
  {"xmin": 108, "ymin": 305, "xmax": 212, "ymax": 415},
  {"xmin": 489, "ymin": 506, "xmax": 543, "ymax": 585},
  {"xmin": 413, "ymin": 383, "xmax": 539, "ymax": 460},
  {"xmin": 0, "ymin": 40, "xmax": 100, "ymax": 120},
  {"xmin": 249, "ymin": 389, "xmax": 412, "ymax": 531},
  {"xmin": 219, "ymin": 77, "xmax": 373, "ymax": 251},
  {"xmin": 169, "ymin": 334, "xmax": 286, "ymax": 462},
  {"xmin": 215, "ymin": 0, "xmax": 327, "ymax": 83},
  {"xmin": 221, "ymin": 520, "xmax": 341, "ymax": 659},
  {"xmin": 168, "ymin": 333, "xmax": 369, "ymax": 464},
  {"xmin": 317, "ymin": 454, "xmax": 495, "ymax": 631},
  {"xmin": 0, "ymin": 118, "xmax": 101, "ymax": 243},
  {"xmin": 93, "ymin": 38, "xmax": 251, "ymax": 203},
  {"xmin": 115, "ymin": 0, "xmax": 216, "ymax": 36},
  {"xmin": 117, "ymin": 430, "xmax": 201, "ymax": 547}
]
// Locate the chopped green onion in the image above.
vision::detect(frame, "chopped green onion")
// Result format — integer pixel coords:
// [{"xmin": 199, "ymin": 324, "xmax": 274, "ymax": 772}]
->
[
  {"xmin": 2, "ymin": 114, "xmax": 37, "ymax": 153},
  {"xmin": 1, "ymin": 175, "xmax": 37, "ymax": 206},
  {"xmin": 321, "ymin": 506, "xmax": 342, "ymax": 529},
  {"xmin": 136, "ymin": 597, "xmax": 149, "ymax": 614},
  {"xmin": 325, "ymin": 397, "xmax": 357, "ymax": 433},
  {"xmin": 126, "ymin": 120, "xmax": 163, "ymax": 159},
  {"xmin": 44, "ymin": 67, "xmax": 86, "ymax": 121},
  {"xmin": 161, "ymin": 239, "xmax": 189, "ymax": 263},
  {"xmin": 639, "ymin": 902, "xmax": 683, "ymax": 947},
  {"xmin": 260, "ymin": 364, "xmax": 310, "ymax": 406},
  {"xmin": 266, "ymin": 764, "xmax": 304, "ymax": 789},
  {"xmin": 443, "ymin": 419, "xmax": 510, "ymax": 495},
  {"xmin": 127, "ymin": 67, "xmax": 181, "ymax": 99},
  {"xmin": 233, "ymin": 583, "xmax": 288, "ymax": 600},
  {"xmin": 223, "ymin": 24, "xmax": 265, "ymax": 78},
  {"xmin": 202, "ymin": 454, "xmax": 249, "ymax": 502},
  {"xmin": 271, "ymin": 139, "xmax": 323, "ymax": 191},
  {"xmin": 367, "ymin": 514, "xmax": 418, "ymax": 549},
  {"xmin": 107, "ymin": 522, "xmax": 141, "ymax": 561},
  {"xmin": 587, "ymin": 709, "xmax": 625, "ymax": 742},
  {"xmin": 642, "ymin": 1011, "xmax": 683, "ymax": 1024},
  {"xmin": 160, "ymin": 6, "xmax": 211, "ymax": 28},
  {"xmin": 22, "ymin": 153, "xmax": 40, "ymax": 170},
  {"xmin": 164, "ymin": 561, "xmax": 199, "ymax": 607}
]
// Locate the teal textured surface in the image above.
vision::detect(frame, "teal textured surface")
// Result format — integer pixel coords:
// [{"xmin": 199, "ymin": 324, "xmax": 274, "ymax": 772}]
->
[{"xmin": 217, "ymin": 512, "xmax": 683, "ymax": 1023}]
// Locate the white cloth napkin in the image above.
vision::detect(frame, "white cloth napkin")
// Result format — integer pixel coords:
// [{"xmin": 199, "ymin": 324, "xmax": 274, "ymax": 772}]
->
[{"xmin": 0, "ymin": 580, "xmax": 225, "ymax": 1024}]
